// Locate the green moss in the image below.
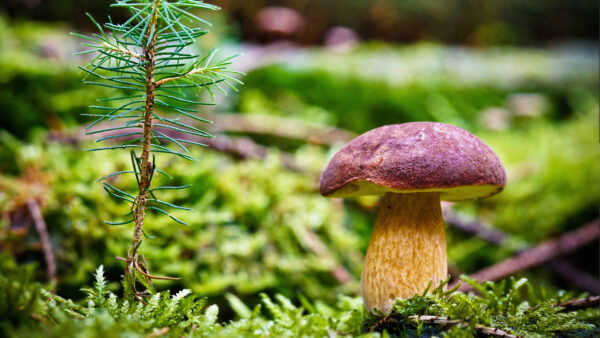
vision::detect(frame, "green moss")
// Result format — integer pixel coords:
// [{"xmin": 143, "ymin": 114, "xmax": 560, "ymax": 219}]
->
[{"xmin": 3, "ymin": 264, "xmax": 597, "ymax": 337}]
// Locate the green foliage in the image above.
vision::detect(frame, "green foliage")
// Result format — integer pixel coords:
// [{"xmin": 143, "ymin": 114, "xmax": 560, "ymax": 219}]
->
[
  {"xmin": 494, "ymin": 301, "xmax": 593, "ymax": 337},
  {"xmin": 0, "ymin": 15, "xmax": 111, "ymax": 138},
  {"xmin": 0, "ymin": 254, "xmax": 48, "ymax": 337},
  {"xmin": 0, "ymin": 130, "xmax": 363, "ymax": 303},
  {"xmin": 240, "ymin": 44, "xmax": 598, "ymax": 134},
  {"xmin": 0, "ymin": 18, "xmax": 597, "ymax": 335},
  {"xmin": 0, "ymin": 103, "xmax": 597, "ymax": 306},
  {"xmin": 482, "ymin": 108, "xmax": 600, "ymax": 241},
  {"xmin": 364, "ymin": 278, "xmax": 598, "ymax": 337},
  {"xmin": 39, "ymin": 265, "xmax": 214, "ymax": 337},
  {"xmin": 3, "ymin": 264, "xmax": 597, "ymax": 337},
  {"xmin": 8, "ymin": 265, "xmax": 364, "ymax": 337}
]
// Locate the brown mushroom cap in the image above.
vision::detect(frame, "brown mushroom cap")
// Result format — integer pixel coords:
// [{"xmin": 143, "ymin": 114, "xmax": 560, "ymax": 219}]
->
[{"xmin": 319, "ymin": 122, "xmax": 506, "ymax": 201}]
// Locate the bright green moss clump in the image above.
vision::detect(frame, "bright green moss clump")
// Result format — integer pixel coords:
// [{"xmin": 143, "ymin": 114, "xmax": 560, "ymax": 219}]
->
[{"xmin": 2, "ymin": 263, "xmax": 597, "ymax": 337}]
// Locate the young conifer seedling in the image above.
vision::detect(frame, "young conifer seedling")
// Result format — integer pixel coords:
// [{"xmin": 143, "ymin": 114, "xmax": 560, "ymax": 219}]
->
[{"xmin": 74, "ymin": 0, "xmax": 241, "ymax": 301}]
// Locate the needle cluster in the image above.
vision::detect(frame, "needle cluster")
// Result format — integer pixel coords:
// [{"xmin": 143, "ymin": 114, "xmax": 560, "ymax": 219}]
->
[{"xmin": 74, "ymin": 0, "xmax": 241, "ymax": 301}]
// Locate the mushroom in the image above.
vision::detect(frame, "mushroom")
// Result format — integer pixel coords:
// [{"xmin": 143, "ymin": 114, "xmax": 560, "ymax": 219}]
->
[
  {"xmin": 319, "ymin": 122, "xmax": 506, "ymax": 312},
  {"xmin": 255, "ymin": 6, "xmax": 304, "ymax": 42}
]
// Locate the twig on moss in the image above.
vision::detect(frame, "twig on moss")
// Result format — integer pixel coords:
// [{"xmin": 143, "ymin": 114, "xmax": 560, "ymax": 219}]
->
[
  {"xmin": 300, "ymin": 226, "xmax": 352, "ymax": 284},
  {"xmin": 443, "ymin": 210, "xmax": 515, "ymax": 246},
  {"xmin": 368, "ymin": 313, "xmax": 518, "ymax": 337},
  {"xmin": 546, "ymin": 260, "xmax": 600, "ymax": 294},
  {"xmin": 523, "ymin": 295, "xmax": 600, "ymax": 314},
  {"xmin": 27, "ymin": 198, "xmax": 57, "ymax": 285},
  {"xmin": 410, "ymin": 315, "xmax": 519, "ymax": 338},
  {"xmin": 146, "ymin": 327, "xmax": 170, "ymax": 337},
  {"xmin": 555, "ymin": 295, "xmax": 600, "ymax": 312},
  {"xmin": 210, "ymin": 113, "xmax": 357, "ymax": 145},
  {"xmin": 444, "ymin": 211, "xmax": 600, "ymax": 293},
  {"xmin": 207, "ymin": 134, "xmax": 302, "ymax": 171},
  {"xmin": 73, "ymin": 110, "xmax": 348, "ymax": 171},
  {"xmin": 76, "ymin": 123, "xmax": 304, "ymax": 172},
  {"xmin": 458, "ymin": 219, "xmax": 599, "ymax": 291}
]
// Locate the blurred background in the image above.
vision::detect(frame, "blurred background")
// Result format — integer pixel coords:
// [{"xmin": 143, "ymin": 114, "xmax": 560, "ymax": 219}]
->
[{"xmin": 0, "ymin": 0, "xmax": 598, "ymax": 321}]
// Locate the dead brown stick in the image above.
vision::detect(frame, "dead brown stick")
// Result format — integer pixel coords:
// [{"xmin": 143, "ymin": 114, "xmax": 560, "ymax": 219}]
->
[
  {"xmin": 77, "ymin": 124, "xmax": 304, "ymax": 172},
  {"xmin": 70, "ymin": 112, "xmax": 353, "ymax": 172},
  {"xmin": 369, "ymin": 313, "xmax": 518, "ymax": 337},
  {"xmin": 444, "ymin": 211, "xmax": 600, "ymax": 293},
  {"xmin": 27, "ymin": 198, "xmax": 57, "ymax": 285},
  {"xmin": 371, "ymin": 297, "xmax": 598, "ymax": 336},
  {"xmin": 525, "ymin": 295, "xmax": 600, "ymax": 314},
  {"xmin": 146, "ymin": 327, "xmax": 170, "ymax": 337},
  {"xmin": 555, "ymin": 295, "xmax": 600, "ymax": 312},
  {"xmin": 210, "ymin": 113, "xmax": 356, "ymax": 145},
  {"xmin": 546, "ymin": 260, "xmax": 600, "ymax": 294},
  {"xmin": 206, "ymin": 134, "xmax": 302, "ymax": 172},
  {"xmin": 410, "ymin": 315, "xmax": 519, "ymax": 338},
  {"xmin": 300, "ymin": 226, "xmax": 352, "ymax": 284},
  {"xmin": 457, "ymin": 219, "xmax": 599, "ymax": 292},
  {"xmin": 443, "ymin": 210, "xmax": 519, "ymax": 247}
]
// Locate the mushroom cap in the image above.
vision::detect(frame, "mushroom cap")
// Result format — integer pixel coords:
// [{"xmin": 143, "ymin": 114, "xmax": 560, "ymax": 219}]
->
[
  {"xmin": 255, "ymin": 7, "xmax": 304, "ymax": 36},
  {"xmin": 319, "ymin": 122, "xmax": 506, "ymax": 201}
]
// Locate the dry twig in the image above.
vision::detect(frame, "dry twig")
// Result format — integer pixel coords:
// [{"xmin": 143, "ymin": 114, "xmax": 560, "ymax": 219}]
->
[
  {"xmin": 300, "ymin": 226, "xmax": 352, "ymax": 284},
  {"xmin": 210, "ymin": 113, "xmax": 356, "ymax": 145},
  {"xmin": 206, "ymin": 134, "xmax": 301, "ymax": 171},
  {"xmin": 146, "ymin": 327, "xmax": 170, "ymax": 337},
  {"xmin": 555, "ymin": 295, "xmax": 600, "ymax": 312},
  {"xmin": 458, "ymin": 219, "xmax": 599, "ymax": 292},
  {"xmin": 546, "ymin": 260, "xmax": 600, "ymax": 294},
  {"xmin": 78, "ymin": 123, "xmax": 304, "ymax": 172},
  {"xmin": 369, "ymin": 313, "xmax": 519, "ymax": 337},
  {"xmin": 444, "ymin": 211, "xmax": 600, "ymax": 293},
  {"xmin": 411, "ymin": 315, "xmax": 519, "ymax": 337},
  {"xmin": 27, "ymin": 198, "xmax": 57, "ymax": 285}
]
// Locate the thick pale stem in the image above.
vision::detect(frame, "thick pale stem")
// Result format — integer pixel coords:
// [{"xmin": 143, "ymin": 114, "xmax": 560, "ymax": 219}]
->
[{"xmin": 362, "ymin": 192, "xmax": 447, "ymax": 312}]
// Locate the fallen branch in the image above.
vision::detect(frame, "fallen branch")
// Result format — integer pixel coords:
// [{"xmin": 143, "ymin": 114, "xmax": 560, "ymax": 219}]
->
[
  {"xmin": 27, "ymin": 198, "xmax": 57, "ymax": 285},
  {"xmin": 555, "ymin": 295, "xmax": 600, "ymax": 312},
  {"xmin": 369, "ymin": 313, "xmax": 518, "ymax": 337},
  {"xmin": 443, "ymin": 210, "xmax": 517, "ymax": 247},
  {"xmin": 369, "ymin": 297, "xmax": 598, "ymax": 337},
  {"xmin": 444, "ymin": 211, "xmax": 600, "ymax": 293},
  {"xmin": 76, "ymin": 123, "xmax": 304, "ymax": 172},
  {"xmin": 76, "ymin": 112, "xmax": 356, "ymax": 170},
  {"xmin": 211, "ymin": 113, "xmax": 356, "ymax": 145},
  {"xmin": 546, "ymin": 260, "xmax": 600, "ymax": 294},
  {"xmin": 523, "ymin": 295, "xmax": 600, "ymax": 314},
  {"xmin": 206, "ymin": 134, "xmax": 302, "ymax": 172},
  {"xmin": 300, "ymin": 226, "xmax": 352, "ymax": 284},
  {"xmin": 458, "ymin": 219, "xmax": 599, "ymax": 291},
  {"xmin": 411, "ymin": 315, "xmax": 519, "ymax": 338},
  {"xmin": 146, "ymin": 327, "xmax": 170, "ymax": 338}
]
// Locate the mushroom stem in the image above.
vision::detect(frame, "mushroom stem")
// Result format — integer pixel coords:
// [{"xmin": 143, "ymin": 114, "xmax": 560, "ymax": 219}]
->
[{"xmin": 362, "ymin": 192, "xmax": 447, "ymax": 312}]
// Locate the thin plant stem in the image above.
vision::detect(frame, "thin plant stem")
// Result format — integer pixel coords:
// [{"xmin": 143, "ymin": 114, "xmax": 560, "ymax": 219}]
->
[{"xmin": 130, "ymin": 0, "xmax": 161, "ymax": 262}]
